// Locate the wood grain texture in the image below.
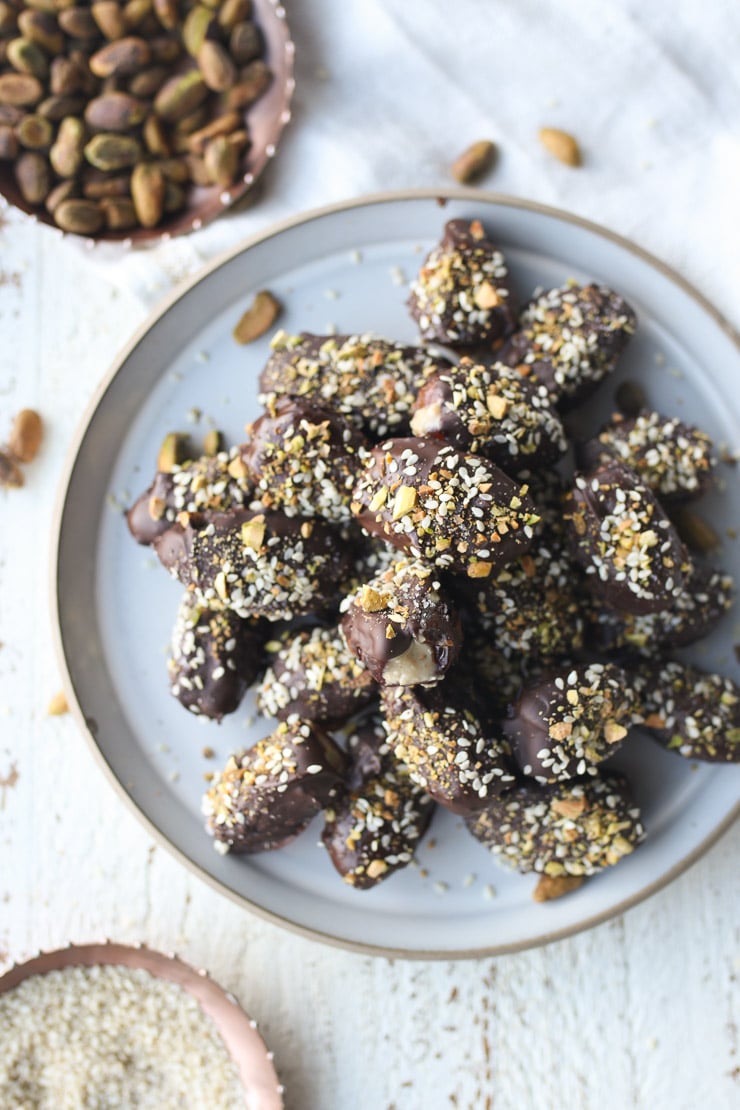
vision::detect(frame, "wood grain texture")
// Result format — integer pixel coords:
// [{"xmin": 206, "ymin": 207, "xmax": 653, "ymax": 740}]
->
[{"xmin": 0, "ymin": 209, "xmax": 738, "ymax": 1110}]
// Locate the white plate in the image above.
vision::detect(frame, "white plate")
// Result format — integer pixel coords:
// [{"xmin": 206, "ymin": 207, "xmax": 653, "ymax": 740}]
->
[{"xmin": 53, "ymin": 190, "xmax": 740, "ymax": 958}]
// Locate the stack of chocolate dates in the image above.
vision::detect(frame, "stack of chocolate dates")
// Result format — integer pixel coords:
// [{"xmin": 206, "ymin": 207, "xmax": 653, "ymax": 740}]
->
[{"xmin": 128, "ymin": 217, "xmax": 739, "ymax": 899}]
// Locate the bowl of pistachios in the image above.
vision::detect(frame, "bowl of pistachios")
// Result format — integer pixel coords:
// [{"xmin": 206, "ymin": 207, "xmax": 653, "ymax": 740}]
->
[{"xmin": 0, "ymin": 0, "xmax": 294, "ymax": 243}]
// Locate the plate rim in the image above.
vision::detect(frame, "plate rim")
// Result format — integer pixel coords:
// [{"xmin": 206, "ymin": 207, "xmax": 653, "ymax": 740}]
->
[{"xmin": 50, "ymin": 186, "xmax": 740, "ymax": 961}]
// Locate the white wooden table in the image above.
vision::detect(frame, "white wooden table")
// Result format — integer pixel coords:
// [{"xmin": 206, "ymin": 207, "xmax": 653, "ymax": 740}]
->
[
  {"xmin": 2, "ymin": 0, "xmax": 740, "ymax": 1101},
  {"xmin": 0, "ymin": 209, "xmax": 737, "ymax": 1110}
]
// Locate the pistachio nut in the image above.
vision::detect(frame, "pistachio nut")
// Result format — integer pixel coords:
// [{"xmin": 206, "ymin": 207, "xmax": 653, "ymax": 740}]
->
[
  {"xmin": 0, "ymin": 72, "xmax": 44, "ymax": 107},
  {"xmin": 6, "ymin": 37, "xmax": 49, "ymax": 80},
  {"xmin": 197, "ymin": 40, "xmax": 237, "ymax": 92},
  {"xmin": 91, "ymin": 0, "xmax": 128, "ymax": 40},
  {"xmin": 0, "ymin": 122, "xmax": 18, "ymax": 159},
  {"xmin": 45, "ymin": 178, "xmax": 78, "ymax": 213},
  {"xmin": 54, "ymin": 197, "xmax": 103, "ymax": 234},
  {"xmin": 82, "ymin": 169, "xmax": 131, "ymax": 198},
  {"xmin": 154, "ymin": 69, "xmax": 207, "ymax": 122},
  {"xmin": 100, "ymin": 194, "xmax": 137, "ymax": 230},
  {"xmin": 233, "ymin": 290, "xmax": 282, "ymax": 345},
  {"xmin": 127, "ymin": 63, "xmax": 166, "ymax": 97},
  {"xmin": 224, "ymin": 58, "xmax": 271, "ymax": 110},
  {"xmin": 85, "ymin": 90, "xmax": 147, "ymax": 131},
  {"xmin": 157, "ymin": 432, "xmax": 191, "ymax": 473},
  {"xmin": 182, "ymin": 4, "xmax": 214, "ymax": 56},
  {"xmin": 14, "ymin": 149, "xmax": 50, "ymax": 203},
  {"xmin": 152, "ymin": 0, "xmax": 178, "ymax": 30},
  {"xmin": 84, "ymin": 130, "xmax": 142, "ymax": 170},
  {"xmin": 17, "ymin": 11, "xmax": 63, "ymax": 52},
  {"xmin": 58, "ymin": 7, "xmax": 100, "ymax": 39},
  {"xmin": 229, "ymin": 21, "xmax": 261, "ymax": 65},
  {"xmin": 131, "ymin": 159, "xmax": 164, "ymax": 227},
  {"xmin": 203, "ymin": 132, "xmax": 238, "ymax": 186},
  {"xmin": 186, "ymin": 110, "xmax": 241, "ymax": 154},
  {"xmin": 8, "ymin": 408, "xmax": 43, "ymax": 463},
  {"xmin": 50, "ymin": 115, "xmax": 85, "ymax": 176},
  {"xmin": 89, "ymin": 36, "xmax": 151, "ymax": 78},
  {"xmin": 16, "ymin": 112, "xmax": 53, "ymax": 149}
]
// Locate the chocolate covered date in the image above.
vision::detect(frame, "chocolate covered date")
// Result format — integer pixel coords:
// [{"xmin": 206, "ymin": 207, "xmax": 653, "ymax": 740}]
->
[
  {"xmin": 340, "ymin": 557, "xmax": 462, "ymax": 686},
  {"xmin": 498, "ymin": 282, "xmax": 636, "ymax": 409},
  {"xmin": 169, "ymin": 592, "xmax": 264, "ymax": 721},
  {"xmin": 243, "ymin": 398, "xmax": 369, "ymax": 522},
  {"xmin": 564, "ymin": 460, "xmax": 688, "ymax": 615},
  {"xmin": 408, "ymin": 218, "xmax": 517, "ymax": 347},
  {"xmin": 321, "ymin": 719, "xmax": 435, "ymax": 889},
  {"xmin": 202, "ymin": 717, "xmax": 347, "ymax": 854},
  {"xmin": 579, "ymin": 410, "xmax": 715, "ymax": 502},
  {"xmin": 381, "ymin": 681, "xmax": 516, "ymax": 814},
  {"xmin": 127, "ymin": 446, "xmax": 253, "ymax": 546},
  {"xmin": 459, "ymin": 534, "xmax": 584, "ymax": 663},
  {"xmin": 257, "ymin": 625, "xmax": 375, "ymax": 723},
  {"xmin": 466, "ymin": 773, "xmax": 644, "ymax": 876},
  {"xmin": 586, "ymin": 562, "xmax": 734, "ymax": 657},
  {"xmin": 637, "ymin": 660, "xmax": 740, "ymax": 763},
  {"xmin": 411, "ymin": 358, "xmax": 567, "ymax": 471},
  {"xmin": 154, "ymin": 508, "xmax": 353, "ymax": 621},
  {"xmin": 504, "ymin": 662, "xmax": 639, "ymax": 783},
  {"xmin": 259, "ymin": 331, "xmax": 440, "ymax": 437},
  {"xmin": 351, "ymin": 437, "xmax": 540, "ymax": 578}
]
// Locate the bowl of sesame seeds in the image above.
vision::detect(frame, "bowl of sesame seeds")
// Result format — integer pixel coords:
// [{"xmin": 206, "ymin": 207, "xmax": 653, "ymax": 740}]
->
[{"xmin": 0, "ymin": 942, "xmax": 283, "ymax": 1109}]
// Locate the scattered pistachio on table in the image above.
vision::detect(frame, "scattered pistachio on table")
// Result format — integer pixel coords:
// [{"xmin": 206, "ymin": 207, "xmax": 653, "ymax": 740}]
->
[
  {"xmin": 8, "ymin": 407, "xmax": 43, "ymax": 462},
  {"xmin": 47, "ymin": 690, "xmax": 69, "ymax": 716},
  {"xmin": 0, "ymin": 406, "xmax": 43, "ymax": 487},
  {"xmin": 450, "ymin": 139, "xmax": 496, "ymax": 185},
  {"xmin": 539, "ymin": 126, "xmax": 582, "ymax": 166}
]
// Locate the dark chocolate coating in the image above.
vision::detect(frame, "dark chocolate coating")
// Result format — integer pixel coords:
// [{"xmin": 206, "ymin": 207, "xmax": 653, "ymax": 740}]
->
[
  {"xmin": 636, "ymin": 661, "xmax": 740, "ymax": 763},
  {"xmin": 259, "ymin": 332, "xmax": 441, "ymax": 438},
  {"xmin": 351, "ymin": 437, "xmax": 541, "ymax": 578},
  {"xmin": 408, "ymin": 218, "xmax": 518, "ymax": 347},
  {"xmin": 340, "ymin": 557, "xmax": 462, "ymax": 687},
  {"xmin": 153, "ymin": 508, "xmax": 353, "ymax": 621},
  {"xmin": 321, "ymin": 719, "xmax": 435, "ymax": 889},
  {"xmin": 202, "ymin": 717, "xmax": 347, "ymax": 854},
  {"xmin": 457, "ymin": 533, "xmax": 585, "ymax": 663},
  {"xmin": 168, "ymin": 592, "xmax": 264, "ymax": 721},
  {"xmin": 126, "ymin": 447, "xmax": 254, "ymax": 546},
  {"xmin": 257, "ymin": 625, "xmax": 376, "ymax": 723},
  {"xmin": 410, "ymin": 359, "xmax": 566, "ymax": 472},
  {"xmin": 585, "ymin": 562, "xmax": 734, "ymax": 657},
  {"xmin": 504, "ymin": 662, "xmax": 639, "ymax": 783},
  {"xmin": 243, "ymin": 398, "xmax": 370, "ymax": 523},
  {"xmin": 578, "ymin": 410, "xmax": 716, "ymax": 503},
  {"xmin": 466, "ymin": 772, "xmax": 644, "ymax": 876},
  {"xmin": 460, "ymin": 635, "xmax": 546, "ymax": 721},
  {"xmin": 498, "ymin": 282, "xmax": 636, "ymax": 409},
  {"xmin": 563, "ymin": 460, "xmax": 688, "ymax": 615},
  {"xmin": 380, "ymin": 680, "xmax": 516, "ymax": 814}
]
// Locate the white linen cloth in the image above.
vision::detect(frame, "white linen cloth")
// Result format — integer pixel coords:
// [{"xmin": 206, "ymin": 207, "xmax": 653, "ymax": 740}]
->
[{"xmin": 80, "ymin": 0, "xmax": 740, "ymax": 322}]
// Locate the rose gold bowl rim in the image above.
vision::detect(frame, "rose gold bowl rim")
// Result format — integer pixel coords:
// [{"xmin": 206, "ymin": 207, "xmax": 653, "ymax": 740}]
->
[
  {"xmin": 0, "ymin": 0, "xmax": 295, "ymax": 249},
  {"xmin": 0, "ymin": 940, "xmax": 284, "ymax": 1108},
  {"xmin": 50, "ymin": 187, "xmax": 740, "ymax": 961}
]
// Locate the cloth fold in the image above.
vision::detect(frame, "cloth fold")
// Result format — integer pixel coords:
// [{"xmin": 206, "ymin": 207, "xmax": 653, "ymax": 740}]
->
[{"xmin": 71, "ymin": 0, "xmax": 740, "ymax": 321}]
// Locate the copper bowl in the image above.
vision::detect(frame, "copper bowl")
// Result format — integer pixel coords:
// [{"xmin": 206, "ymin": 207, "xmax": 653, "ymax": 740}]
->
[
  {"xmin": 0, "ymin": 941, "xmax": 284, "ymax": 1108},
  {"xmin": 0, "ymin": 0, "xmax": 295, "ymax": 247}
]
